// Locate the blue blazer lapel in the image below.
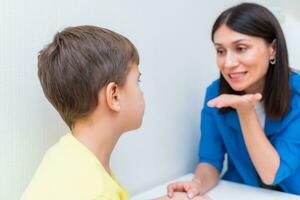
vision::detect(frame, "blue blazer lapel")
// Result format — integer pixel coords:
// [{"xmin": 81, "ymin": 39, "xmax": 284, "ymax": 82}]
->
[
  {"xmin": 265, "ymin": 97, "xmax": 299, "ymax": 137},
  {"xmin": 224, "ymin": 109, "xmax": 242, "ymax": 132}
]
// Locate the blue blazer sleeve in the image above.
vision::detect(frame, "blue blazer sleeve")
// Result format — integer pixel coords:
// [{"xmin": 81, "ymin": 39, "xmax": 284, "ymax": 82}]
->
[
  {"xmin": 199, "ymin": 83, "xmax": 225, "ymax": 172},
  {"xmin": 273, "ymin": 114, "xmax": 300, "ymax": 184},
  {"xmin": 273, "ymin": 73, "xmax": 300, "ymax": 184}
]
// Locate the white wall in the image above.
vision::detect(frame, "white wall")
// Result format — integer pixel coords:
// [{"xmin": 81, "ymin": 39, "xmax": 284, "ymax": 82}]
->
[
  {"xmin": 1, "ymin": 1, "xmax": 299, "ymax": 199},
  {"xmin": 258, "ymin": 0, "xmax": 300, "ymax": 69}
]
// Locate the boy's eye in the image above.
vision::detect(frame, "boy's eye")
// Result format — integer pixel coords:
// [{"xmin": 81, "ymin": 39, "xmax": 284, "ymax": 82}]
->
[{"xmin": 138, "ymin": 73, "xmax": 142, "ymax": 83}]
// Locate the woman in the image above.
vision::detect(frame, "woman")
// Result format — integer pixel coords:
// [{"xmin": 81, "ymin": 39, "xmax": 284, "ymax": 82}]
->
[{"xmin": 168, "ymin": 3, "xmax": 300, "ymax": 198}]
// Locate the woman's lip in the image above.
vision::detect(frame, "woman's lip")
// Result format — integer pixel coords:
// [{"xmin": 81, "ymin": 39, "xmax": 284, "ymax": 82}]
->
[
  {"xmin": 228, "ymin": 72, "xmax": 247, "ymax": 78},
  {"xmin": 227, "ymin": 72, "xmax": 248, "ymax": 82}
]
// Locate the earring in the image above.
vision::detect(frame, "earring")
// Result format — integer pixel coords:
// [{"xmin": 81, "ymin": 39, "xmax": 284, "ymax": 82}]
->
[{"xmin": 270, "ymin": 59, "xmax": 276, "ymax": 65}]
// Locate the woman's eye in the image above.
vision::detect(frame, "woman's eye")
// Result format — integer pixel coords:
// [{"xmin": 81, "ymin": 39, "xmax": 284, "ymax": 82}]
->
[
  {"xmin": 237, "ymin": 46, "xmax": 247, "ymax": 52},
  {"xmin": 217, "ymin": 49, "xmax": 225, "ymax": 56}
]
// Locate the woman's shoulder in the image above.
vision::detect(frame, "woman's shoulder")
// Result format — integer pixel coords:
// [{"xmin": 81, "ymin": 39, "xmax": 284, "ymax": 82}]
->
[
  {"xmin": 205, "ymin": 78, "xmax": 220, "ymax": 99},
  {"xmin": 206, "ymin": 78, "xmax": 220, "ymax": 92}
]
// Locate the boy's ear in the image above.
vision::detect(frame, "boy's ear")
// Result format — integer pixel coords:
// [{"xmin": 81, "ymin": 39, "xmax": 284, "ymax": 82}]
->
[
  {"xmin": 269, "ymin": 39, "xmax": 276, "ymax": 59},
  {"xmin": 105, "ymin": 82, "xmax": 121, "ymax": 112}
]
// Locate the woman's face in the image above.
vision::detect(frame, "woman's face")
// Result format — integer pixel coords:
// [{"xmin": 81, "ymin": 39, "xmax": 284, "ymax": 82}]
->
[{"xmin": 213, "ymin": 24, "xmax": 276, "ymax": 94}]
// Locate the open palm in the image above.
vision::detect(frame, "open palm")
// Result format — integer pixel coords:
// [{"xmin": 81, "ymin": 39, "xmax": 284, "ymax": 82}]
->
[{"xmin": 207, "ymin": 93, "xmax": 262, "ymax": 112}]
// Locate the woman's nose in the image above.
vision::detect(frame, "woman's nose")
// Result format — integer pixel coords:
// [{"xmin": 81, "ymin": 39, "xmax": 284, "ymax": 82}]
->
[{"xmin": 224, "ymin": 52, "xmax": 238, "ymax": 69}]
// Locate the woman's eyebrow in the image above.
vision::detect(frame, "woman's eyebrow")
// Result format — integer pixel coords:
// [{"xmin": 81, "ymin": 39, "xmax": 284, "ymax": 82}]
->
[{"xmin": 214, "ymin": 39, "xmax": 251, "ymax": 46}]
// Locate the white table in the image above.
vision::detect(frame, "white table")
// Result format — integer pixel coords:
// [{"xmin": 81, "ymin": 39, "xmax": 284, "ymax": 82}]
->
[{"xmin": 132, "ymin": 174, "xmax": 300, "ymax": 200}]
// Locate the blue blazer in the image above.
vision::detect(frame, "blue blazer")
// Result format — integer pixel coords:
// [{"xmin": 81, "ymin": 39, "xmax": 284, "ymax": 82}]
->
[{"xmin": 199, "ymin": 71, "xmax": 300, "ymax": 195}]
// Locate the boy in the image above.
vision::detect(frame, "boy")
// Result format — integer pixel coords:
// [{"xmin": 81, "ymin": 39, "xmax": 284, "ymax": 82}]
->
[
  {"xmin": 21, "ymin": 25, "xmax": 209, "ymax": 200},
  {"xmin": 21, "ymin": 25, "xmax": 144, "ymax": 200}
]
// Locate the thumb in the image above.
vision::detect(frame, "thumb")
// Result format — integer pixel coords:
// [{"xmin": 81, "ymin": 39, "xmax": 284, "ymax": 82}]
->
[
  {"xmin": 252, "ymin": 93, "xmax": 262, "ymax": 101},
  {"xmin": 187, "ymin": 188, "xmax": 200, "ymax": 199}
]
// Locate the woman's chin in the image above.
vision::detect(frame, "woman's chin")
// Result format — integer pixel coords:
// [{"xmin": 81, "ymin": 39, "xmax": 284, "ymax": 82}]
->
[{"xmin": 230, "ymin": 85, "xmax": 246, "ymax": 92}]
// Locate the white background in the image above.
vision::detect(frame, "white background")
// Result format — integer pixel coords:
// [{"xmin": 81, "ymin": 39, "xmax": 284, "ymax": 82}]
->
[{"xmin": 0, "ymin": 0, "xmax": 299, "ymax": 199}]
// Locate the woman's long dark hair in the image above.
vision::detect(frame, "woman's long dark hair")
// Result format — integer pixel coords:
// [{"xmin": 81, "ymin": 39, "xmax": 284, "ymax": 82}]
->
[{"xmin": 211, "ymin": 3, "xmax": 290, "ymax": 119}]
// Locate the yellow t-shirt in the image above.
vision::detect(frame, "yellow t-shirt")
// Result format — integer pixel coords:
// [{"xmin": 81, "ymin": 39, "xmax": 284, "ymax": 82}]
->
[{"xmin": 21, "ymin": 133, "xmax": 129, "ymax": 200}]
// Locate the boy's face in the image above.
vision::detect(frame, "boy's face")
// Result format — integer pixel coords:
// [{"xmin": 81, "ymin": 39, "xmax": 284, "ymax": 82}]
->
[{"xmin": 119, "ymin": 63, "xmax": 145, "ymax": 131}]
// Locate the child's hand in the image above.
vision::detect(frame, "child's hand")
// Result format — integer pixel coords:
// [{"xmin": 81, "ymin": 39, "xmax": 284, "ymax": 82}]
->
[{"xmin": 167, "ymin": 180, "xmax": 201, "ymax": 199}]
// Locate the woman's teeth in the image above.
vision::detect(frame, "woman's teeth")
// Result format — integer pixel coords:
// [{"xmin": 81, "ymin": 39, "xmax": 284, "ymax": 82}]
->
[{"xmin": 229, "ymin": 72, "xmax": 247, "ymax": 78}]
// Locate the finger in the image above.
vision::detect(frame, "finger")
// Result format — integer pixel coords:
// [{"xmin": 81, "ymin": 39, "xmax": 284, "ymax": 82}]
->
[
  {"xmin": 167, "ymin": 184, "xmax": 175, "ymax": 198},
  {"xmin": 208, "ymin": 94, "xmax": 238, "ymax": 108},
  {"xmin": 207, "ymin": 99, "xmax": 226, "ymax": 108},
  {"xmin": 167, "ymin": 183, "xmax": 185, "ymax": 198},
  {"xmin": 207, "ymin": 95, "xmax": 223, "ymax": 107},
  {"xmin": 252, "ymin": 93, "xmax": 262, "ymax": 101},
  {"xmin": 208, "ymin": 98, "xmax": 230, "ymax": 108},
  {"xmin": 207, "ymin": 99, "xmax": 217, "ymax": 107},
  {"xmin": 245, "ymin": 93, "xmax": 262, "ymax": 105},
  {"xmin": 186, "ymin": 187, "xmax": 200, "ymax": 199}
]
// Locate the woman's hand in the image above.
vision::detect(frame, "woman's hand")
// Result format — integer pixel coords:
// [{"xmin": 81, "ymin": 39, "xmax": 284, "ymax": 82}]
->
[
  {"xmin": 167, "ymin": 164, "xmax": 219, "ymax": 199},
  {"xmin": 167, "ymin": 180, "xmax": 202, "ymax": 199},
  {"xmin": 207, "ymin": 93, "xmax": 262, "ymax": 113},
  {"xmin": 156, "ymin": 192, "xmax": 211, "ymax": 200}
]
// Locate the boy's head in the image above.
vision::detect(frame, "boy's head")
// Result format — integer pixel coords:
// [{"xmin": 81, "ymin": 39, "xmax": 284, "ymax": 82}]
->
[{"xmin": 38, "ymin": 25, "xmax": 143, "ymax": 130}]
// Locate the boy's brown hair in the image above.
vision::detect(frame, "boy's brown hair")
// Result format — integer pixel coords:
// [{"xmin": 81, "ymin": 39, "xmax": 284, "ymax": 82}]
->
[{"xmin": 38, "ymin": 25, "xmax": 139, "ymax": 129}]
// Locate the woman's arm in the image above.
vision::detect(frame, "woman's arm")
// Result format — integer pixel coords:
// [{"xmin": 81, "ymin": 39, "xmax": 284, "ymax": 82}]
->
[
  {"xmin": 208, "ymin": 93, "xmax": 280, "ymax": 185},
  {"xmin": 237, "ymin": 108, "xmax": 279, "ymax": 185},
  {"xmin": 193, "ymin": 163, "xmax": 220, "ymax": 194}
]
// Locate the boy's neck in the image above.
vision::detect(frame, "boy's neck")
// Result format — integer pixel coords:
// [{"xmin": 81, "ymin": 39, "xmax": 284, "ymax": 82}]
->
[{"xmin": 71, "ymin": 117, "xmax": 121, "ymax": 175}]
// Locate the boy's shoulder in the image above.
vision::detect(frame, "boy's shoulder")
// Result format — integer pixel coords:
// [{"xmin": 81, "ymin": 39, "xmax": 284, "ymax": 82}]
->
[{"xmin": 21, "ymin": 134, "xmax": 121, "ymax": 200}]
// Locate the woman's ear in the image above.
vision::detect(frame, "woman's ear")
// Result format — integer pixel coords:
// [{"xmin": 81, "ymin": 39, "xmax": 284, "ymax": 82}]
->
[{"xmin": 105, "ymin": 82, "xmax": 121, "ymax": 112}]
